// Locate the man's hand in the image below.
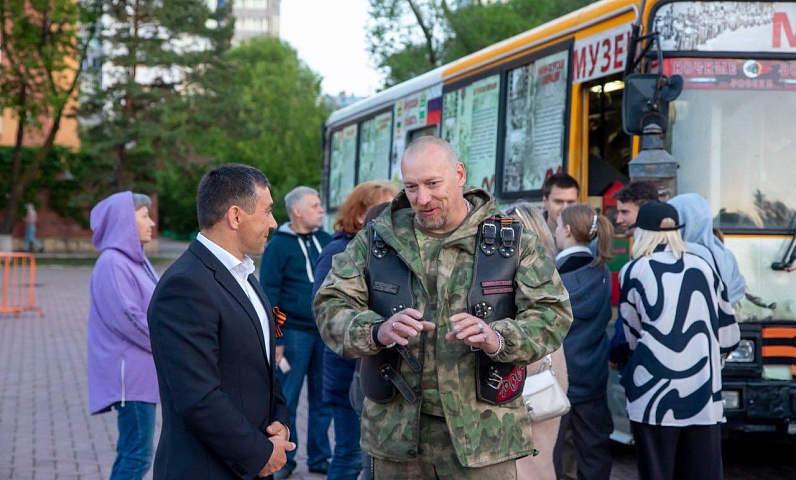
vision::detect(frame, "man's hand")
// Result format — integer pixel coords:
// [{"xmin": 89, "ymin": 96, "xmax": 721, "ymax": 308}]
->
[
  {"xmin": 274, "ymin": 345, "xmax": 285, "ymax": 365},
  {"xmin": 377, "ymin": 308, "xmax": 436, "ymax": 347},
  {"xmin": 258, "ymin": 437, "xmax": 296, "ymax": 477},
  {"xmin": 446, "ymin": 313, "xmax": 500, "ymax": 354},
  {"xmin": 265, "ymin": 421, "xmax": 290, "ymax": 441}
]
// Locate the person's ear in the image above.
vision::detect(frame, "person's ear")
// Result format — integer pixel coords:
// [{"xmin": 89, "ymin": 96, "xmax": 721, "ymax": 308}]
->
[
  {"xmin": 456, "ymin": 162, "xmax": 467, "ymax": 187},
  {"xmin": 565, "ymin": 225, "xmax": 572, "ymax": 238},
  {"xmin": 227, "ymin": 206, "xmax": 241, "ymax": 230}
]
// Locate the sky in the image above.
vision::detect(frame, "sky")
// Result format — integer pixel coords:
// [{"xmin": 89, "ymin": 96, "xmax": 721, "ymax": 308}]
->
[{"xmin": 280, "ymin": 0, "xmax": 383, "ymax": 97}]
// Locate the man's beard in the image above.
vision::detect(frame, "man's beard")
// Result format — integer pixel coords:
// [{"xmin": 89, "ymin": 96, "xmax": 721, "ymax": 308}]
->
[{"xmin": 415, "ymin": 211, "xmax": 447, "ymax": 230}]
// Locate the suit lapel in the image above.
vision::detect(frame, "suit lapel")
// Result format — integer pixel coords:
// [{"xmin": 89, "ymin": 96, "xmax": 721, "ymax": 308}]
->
[{"xmin": 189, "ymin": 241, "xmax": 269, "ymax": 361}]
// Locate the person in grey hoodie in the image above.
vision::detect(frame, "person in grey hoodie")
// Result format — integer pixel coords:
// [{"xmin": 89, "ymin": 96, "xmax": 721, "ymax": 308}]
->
[
  {"xmin": 87, "ymin": 191, "xmax": 159, "ymax": 480},
  {"xmin": 552, "ymin": 204, "xmax": 614, "ymax": 480},
  {"xmin": 260, "ymin": 186, "xmax": 332, "ymax": 479},
  {"xmin": 669, "ymin": 193, "xmax": 746, "ymax": 306}
]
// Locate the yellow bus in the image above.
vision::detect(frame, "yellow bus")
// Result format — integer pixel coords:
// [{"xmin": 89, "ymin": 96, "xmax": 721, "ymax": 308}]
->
[{"xmin": 323, "ymin": 0, "xmax": 796, "ymax": 439}]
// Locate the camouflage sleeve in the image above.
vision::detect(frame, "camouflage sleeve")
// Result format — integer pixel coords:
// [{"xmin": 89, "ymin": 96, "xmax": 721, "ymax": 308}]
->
[
  {"xmin": 313, "ymin": 231, "xmax": 383, "ymax": 359},
  {"xmin": 489, "ymin": 231, "xmax": 572, "ymax": 365}
]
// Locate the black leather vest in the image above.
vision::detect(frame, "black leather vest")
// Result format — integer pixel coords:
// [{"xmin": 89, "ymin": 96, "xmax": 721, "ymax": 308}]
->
[{"xmin": 360, "ymin": 216, "xmax": 526, "ymax": 405}]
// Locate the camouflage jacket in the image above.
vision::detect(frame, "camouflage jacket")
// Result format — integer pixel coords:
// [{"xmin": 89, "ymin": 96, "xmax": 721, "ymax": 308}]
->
[{"xmin": 314, "ymin": 188, "xmax": 572, "ymax": 467}]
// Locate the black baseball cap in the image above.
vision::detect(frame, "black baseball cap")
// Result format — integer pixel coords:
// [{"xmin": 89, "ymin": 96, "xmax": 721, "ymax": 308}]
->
[{"xmin": 629, "ymin": 201, "xmax": 684, "ymax": 232}]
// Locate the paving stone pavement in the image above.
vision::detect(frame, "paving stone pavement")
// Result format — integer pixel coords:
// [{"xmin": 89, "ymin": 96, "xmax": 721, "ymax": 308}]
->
[{"xmin": 0, "ymin": 256, "xmax": 328, "ymax": 479}]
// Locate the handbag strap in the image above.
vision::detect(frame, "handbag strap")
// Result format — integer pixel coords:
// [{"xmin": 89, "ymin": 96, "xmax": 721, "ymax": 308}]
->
[{"xmin": 537, "ymin": 354, "xmax": 556, "ymax": 375}]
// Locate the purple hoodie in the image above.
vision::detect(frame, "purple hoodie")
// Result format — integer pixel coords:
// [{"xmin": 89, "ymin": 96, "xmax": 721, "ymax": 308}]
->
[{"xmin": 87, "ymin": 191, "xmax": 160, "ymax": 414}]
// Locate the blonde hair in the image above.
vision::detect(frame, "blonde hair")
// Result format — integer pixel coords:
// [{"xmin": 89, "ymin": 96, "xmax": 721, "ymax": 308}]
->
[
  {"xmin": 508, "ymin": 202, "xmax": 556, "ymax": 257},
  {"xmin": 560, "ymin": 204, "xmax": 613, "ymax": 266},
  {"xmin": 632, "ymin": 218, "xmax": 688, "ymax": 259}
]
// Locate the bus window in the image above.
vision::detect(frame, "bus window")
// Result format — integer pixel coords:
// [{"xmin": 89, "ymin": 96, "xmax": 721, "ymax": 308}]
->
[
  {"xmin": 501, "ymin": 49, "xmax": 570, "ymax": 197},
  {"xmin": 358, "ymin": 111, "xmax": 393, "ymax": 183},
  {"xmin": 668, "ymin": 58, "xmax": 796, "ymax": 233},
  {"xmin": 407, "ymin": 125, "xmax": 437, "ymax": 143},
  {"xmin": 328, "ymin": 124, "xmax": 357, "ymax": 209},
  {"xmin": 443, "ymin": 74, "xmax": 501, "ymax": 194}
]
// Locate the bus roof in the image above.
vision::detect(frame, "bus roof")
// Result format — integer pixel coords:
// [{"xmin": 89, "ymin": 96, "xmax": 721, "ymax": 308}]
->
[
  {"xmin": 324, "ymin": 0, "xmax": 641, "ymax": 130},
  {"xmin": 443, "ymin": 0, "xmax": 639, "ymax": 82},
  {"xmin": 325, "ymin": 66, "xmax": 444, "ymax": 129}
]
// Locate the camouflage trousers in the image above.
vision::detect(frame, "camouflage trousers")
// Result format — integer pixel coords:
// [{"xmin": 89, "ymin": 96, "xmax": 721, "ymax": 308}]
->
[{"xmin": 373, "ymin": 414, "xmax": 518, "ymax": 479}]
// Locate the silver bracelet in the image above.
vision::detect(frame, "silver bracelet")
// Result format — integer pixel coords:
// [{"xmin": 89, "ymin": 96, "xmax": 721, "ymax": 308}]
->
[{"xmin": 485, "ymin": 331, "xmax": 505, "ymax": 359}]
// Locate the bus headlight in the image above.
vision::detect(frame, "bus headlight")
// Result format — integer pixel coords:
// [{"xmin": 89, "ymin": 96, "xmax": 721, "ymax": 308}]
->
[
  {"xmin": 722, "ymin": 390, "xmax": 741, "ymax": 409},
  {"xmin": 726, "ymin": 339, "xmax": 755, "ymax": 363}
]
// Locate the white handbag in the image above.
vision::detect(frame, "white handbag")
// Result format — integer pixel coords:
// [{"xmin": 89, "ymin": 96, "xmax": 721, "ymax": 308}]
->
[{"xmin": 521, "ymin": 354, "xmax": 571, "ymax": 423}]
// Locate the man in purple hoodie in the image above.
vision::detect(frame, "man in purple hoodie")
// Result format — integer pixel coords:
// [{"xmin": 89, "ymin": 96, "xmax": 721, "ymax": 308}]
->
[{"xmin": 88, "ymin": 191, "xmax": 160, "ymax": 480}]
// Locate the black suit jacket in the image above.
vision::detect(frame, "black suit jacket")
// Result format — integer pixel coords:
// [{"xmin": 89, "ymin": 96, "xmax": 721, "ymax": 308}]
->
[{"xmin": 148, "ymin": 240, "xmax": 289, "ymax": 479}]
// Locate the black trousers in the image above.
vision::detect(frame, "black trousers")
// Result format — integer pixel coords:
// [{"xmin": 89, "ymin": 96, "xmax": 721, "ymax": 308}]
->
[
  {"xmin": 630, "ymin": 421, "xmax": 724, "ymax": 480},
  {"xmin": 553, "ymin": 395, "xmax": 614, "ymax": 480}
]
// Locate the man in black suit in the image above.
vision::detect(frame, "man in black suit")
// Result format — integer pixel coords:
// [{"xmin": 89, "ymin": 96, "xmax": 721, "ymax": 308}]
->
[{"xmin": 148, "ymin": 163, "xmax": 295, "ymax": 479}]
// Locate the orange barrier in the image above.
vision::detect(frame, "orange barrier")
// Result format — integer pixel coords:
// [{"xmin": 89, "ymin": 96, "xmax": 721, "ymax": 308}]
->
[{"xmin": 0, "ymin": 253, "xmax": 44, "ymax": 317}]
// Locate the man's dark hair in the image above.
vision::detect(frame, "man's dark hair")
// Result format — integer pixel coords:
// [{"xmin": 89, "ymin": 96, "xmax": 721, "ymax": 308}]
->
[
  {"xmin": 542, "ymin": 173, "xmax": 580, "ymax": 198},
  {"xmin": 197, "ymin": 164, "xmax": 270, "ymax": 230},
  {"xmin": 613, "ymin": 180, "xmax": 658, "ymax": 207}
]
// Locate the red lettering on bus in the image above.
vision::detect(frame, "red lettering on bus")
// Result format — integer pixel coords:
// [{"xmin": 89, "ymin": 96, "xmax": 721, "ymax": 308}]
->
[
  {"xmin": 773, "ymin": 12, "xmax": 796, "ymax": 48},
  {"xmin": 588, "ymin": 43, "xmax": 599, "ymax": 76},
  {"xmin": 600, "ymin": 38, "xmax": 612, "ymax": 72},
  {"xmin": 613, "ymin": 33, "xmax": 625, "ymax": 70},
  {"xmin": 573, "ymin": 47, "xmax": 587, "ymax": 80}
]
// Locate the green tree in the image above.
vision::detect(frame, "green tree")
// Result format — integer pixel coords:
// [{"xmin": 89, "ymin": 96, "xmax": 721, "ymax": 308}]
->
[
  {"xmin": 157, "ymin": 37, "xmax": 330, "ymax": 234},
  {"xmin": 79, "ymin": 0, "xmax": 233, "ymax": 195},
  {"xmin": 0, "ymin": 0, "xmax": 100, "ymax": 234},
  {"xmin": 368, "ymin": 0, "xmax": 598, "ymax": 88}
]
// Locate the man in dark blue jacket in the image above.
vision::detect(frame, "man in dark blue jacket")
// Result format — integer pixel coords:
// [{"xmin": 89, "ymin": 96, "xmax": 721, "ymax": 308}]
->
[{"xmin": 260, "ymin": 186, "xmax": 332, "ymax": 479}]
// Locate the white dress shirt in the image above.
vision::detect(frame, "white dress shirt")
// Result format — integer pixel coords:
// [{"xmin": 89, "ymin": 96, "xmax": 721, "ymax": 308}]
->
[{"xmin": 196, "ymin": 233, "xmax": 271, "ymax": 361}]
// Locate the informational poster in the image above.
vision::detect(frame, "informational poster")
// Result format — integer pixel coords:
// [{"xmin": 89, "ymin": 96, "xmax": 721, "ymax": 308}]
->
[
  {"xmin": 653, "ymin": 2, "xmax": 796, "ymax": 53},
  {"xmin": 502, "ymin": 50, "xmax": 569, "ymax": 194},
  {"xmin": 358, "ymin": 111, "xmax": 392, "ymax": 182},
  {"xmin": 391, "ymin": 86, "xmax": 442, "ymax": 182},
  {"xmin": 328, "ymin": 124, "xmax": 357, "ymax": 209},
  {"xmin": 442, "ymin": 74, "xmax": 500, "ymax": 193}
]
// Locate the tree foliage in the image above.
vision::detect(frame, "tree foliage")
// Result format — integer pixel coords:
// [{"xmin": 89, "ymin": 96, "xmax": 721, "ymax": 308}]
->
[
  {"xmin": 157, "ymin": 37, "xmax": 330, "ymax": 234},
  {"xmin": 367, "ymin": 0, "xmax": 598, "ymax": 88},
  {"xmin": 79, "ymin": 0, "xmax": 234, "ymax": 196},
  {"xmin": 0, "ymin": 0, "xmax": 101, "ymax": 233}
]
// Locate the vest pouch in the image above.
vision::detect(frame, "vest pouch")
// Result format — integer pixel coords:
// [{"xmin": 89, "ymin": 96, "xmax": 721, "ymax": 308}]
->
[
  {"xmin": 475, "ymin": 354, "xmax": 526, "ymax": 405},
  {"xmin": 360, "ymin": 348, "xmax": 401, "ymax": 403},
  {"xmin": 470, "ymin": 217, "xmax": 526, "ymax": 405}
]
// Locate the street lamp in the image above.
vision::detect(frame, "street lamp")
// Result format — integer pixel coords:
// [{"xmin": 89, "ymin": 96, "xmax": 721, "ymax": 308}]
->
[{"xmin": 628, "ymin": 123, "xmax": 678, "ymax": 201}]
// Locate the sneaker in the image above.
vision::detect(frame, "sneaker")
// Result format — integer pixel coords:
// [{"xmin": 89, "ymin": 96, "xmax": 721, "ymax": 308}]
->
[{"xmin": 308, "ymin": 460, "xmax": 330, "ymax": 474}]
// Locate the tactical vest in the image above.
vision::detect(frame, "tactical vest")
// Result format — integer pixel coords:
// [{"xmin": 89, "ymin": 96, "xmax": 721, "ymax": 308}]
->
[{"xmin": 360, "ymin": 216, "xmax": 527, "ymax": 406}]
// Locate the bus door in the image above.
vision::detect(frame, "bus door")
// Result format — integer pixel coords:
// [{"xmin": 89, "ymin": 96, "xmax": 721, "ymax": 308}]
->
[{"xmin": 583, "ymin": 73, "xmax": 632, "ymax": 220}]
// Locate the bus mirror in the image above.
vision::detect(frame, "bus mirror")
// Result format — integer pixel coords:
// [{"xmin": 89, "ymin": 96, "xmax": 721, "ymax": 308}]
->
[{"xmin": 622, "ymin": 73, "xmax": 683, "ymax": 136}]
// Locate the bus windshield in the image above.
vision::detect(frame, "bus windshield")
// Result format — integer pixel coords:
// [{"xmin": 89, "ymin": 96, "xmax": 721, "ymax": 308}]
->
[{"xmin": 667, "ymin": 59, "xmax": 796, "ymax": 233}]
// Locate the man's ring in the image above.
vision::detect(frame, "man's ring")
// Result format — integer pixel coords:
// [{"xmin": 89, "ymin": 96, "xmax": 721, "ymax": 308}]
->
[
  {"xmin": 478, "ymin": 323, "xmax": 484, "ymax": 333},
  {"xmin": 482, "ymin": 332, "xmax": 488, "ymax": 343}
]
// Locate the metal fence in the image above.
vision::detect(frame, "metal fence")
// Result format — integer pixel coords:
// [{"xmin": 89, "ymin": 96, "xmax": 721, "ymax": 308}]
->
[{"xmin": 0, "ymin": 253, "xmax": 44, "ymax": 316}]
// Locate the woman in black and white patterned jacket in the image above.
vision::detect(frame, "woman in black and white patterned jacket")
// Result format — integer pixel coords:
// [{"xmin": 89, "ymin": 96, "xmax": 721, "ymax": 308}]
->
[{"xmin": 618, "ymin": 201, "xmax": 740, "ymax": 480}]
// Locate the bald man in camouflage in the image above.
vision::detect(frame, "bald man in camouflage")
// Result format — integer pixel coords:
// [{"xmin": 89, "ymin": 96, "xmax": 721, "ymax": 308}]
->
[{"xmin": 314, "ymin": 137, "xmax": 572, "ymax": 479}]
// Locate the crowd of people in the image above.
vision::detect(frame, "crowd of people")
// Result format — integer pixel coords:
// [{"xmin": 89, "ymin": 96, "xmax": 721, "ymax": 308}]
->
[{"xmin": 83, "ymin": 136, "xmax": 745, "ymax": 480}]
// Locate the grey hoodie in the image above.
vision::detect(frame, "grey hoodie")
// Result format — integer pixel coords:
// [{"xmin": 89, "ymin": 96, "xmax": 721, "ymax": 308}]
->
[{"xmin": 670, "ymin": 193, "xmax": 746, "ymax": 305}]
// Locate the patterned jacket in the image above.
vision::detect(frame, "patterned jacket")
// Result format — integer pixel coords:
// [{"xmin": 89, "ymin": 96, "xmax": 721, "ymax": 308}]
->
[
  {"xmin": 314, "ymin": 188, "xmax": 572, "ymax": 467},
  {"xmin": 619, "ymin": 245, "xmax": 740, "ymax": 426}
]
